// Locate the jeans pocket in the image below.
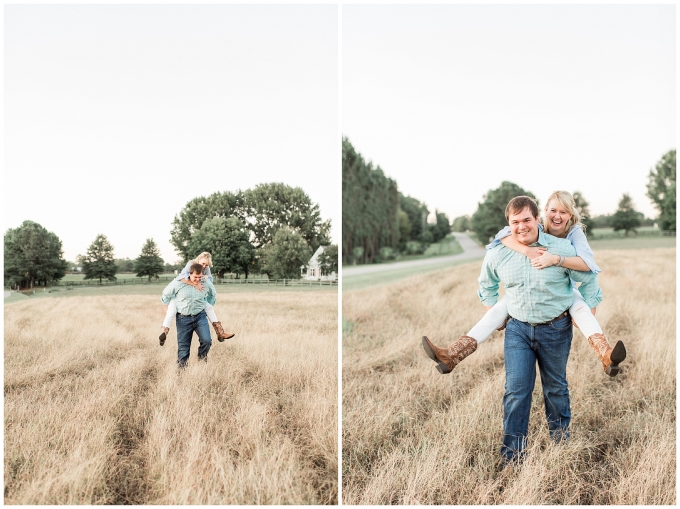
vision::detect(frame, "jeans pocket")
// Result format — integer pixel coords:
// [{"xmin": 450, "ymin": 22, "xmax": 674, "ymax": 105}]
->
[{"xmin": 549, "ymin": 314, "xmax": 572, "ymax": 332}]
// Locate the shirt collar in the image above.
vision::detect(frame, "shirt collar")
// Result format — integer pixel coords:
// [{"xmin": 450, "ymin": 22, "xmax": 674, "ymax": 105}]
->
[{"xmin": 533, "ymin": 230, "xmax": 551, "ymax": 247}]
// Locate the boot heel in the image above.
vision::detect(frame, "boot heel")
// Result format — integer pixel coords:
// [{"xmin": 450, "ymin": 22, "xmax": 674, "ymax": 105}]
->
[
  {"xmin": 610, "ymin": 341, "xmax": 626, "ymax": 364},
  {"xmin": 436, "ymin": 362, "xmax": 452, "ymax": 375}
]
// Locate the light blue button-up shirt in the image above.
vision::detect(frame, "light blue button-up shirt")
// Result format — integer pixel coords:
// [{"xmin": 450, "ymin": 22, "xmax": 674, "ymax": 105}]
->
[
  {"xmin": 478, "ymin": 231, "xmax": 602, "ymax": 324},
  {"xmin": 161, "ymin": 279, "xmax": 216, "ymax": 316}
]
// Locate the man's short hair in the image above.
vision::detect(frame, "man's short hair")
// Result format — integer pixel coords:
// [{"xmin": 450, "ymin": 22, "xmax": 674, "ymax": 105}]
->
[
  {"xmin": 189, "ymin": 263, "xmax": 204, "ymax": 275},
  {"xmin": 505, "ymin": 196, "xmax": 539, "ymax": 221}
]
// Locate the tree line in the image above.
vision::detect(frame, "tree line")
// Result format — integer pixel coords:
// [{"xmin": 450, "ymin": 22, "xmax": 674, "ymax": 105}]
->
[
  {"xmin": 342, "ymin": 137, "xmax": 451, "ymax": 264},
  {"xmin": 343, "ymin": 142, "xmax": 675, "ymax": 265},
  {"xmin": 105, "ymin": 257, "xmax": 183, "ymax": 275},
  {"xmin": 453, "ymin": 149, "xmax": 675, "ymax": 243},
  {"xmin": 4, "ymin": 183, "xmax": 338, "ymax": 289},
  {"xmin": 453, "ymin": 181, "xmax": 595, "ymax": 243},
  {"xmin": 5, "ymin": 149, "xmax": 674, "ymax": 283}
]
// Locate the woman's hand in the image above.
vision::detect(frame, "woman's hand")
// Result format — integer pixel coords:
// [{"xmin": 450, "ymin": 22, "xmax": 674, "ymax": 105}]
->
[
  {"xmin": 181, "ymin": 277, "xmax": 205, "ymax": 292},
  {"xmin": 530, "ymin": 252, "xmax": 560, "ymax": 270},
  {"xmin": 496, "ymin": 316, "xmax": 510, "ymax": 331},
  {"xmin": 524, "ymin": 246, "xmax": 547, "ymax": 259}
]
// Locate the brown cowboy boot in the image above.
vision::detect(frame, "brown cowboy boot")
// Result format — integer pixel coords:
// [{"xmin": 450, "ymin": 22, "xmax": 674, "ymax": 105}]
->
[
  {"xmin": 212, "ymin": 321, "xmax": 235, "ymax": 342},
  {"xmin": 588, "ymin": 333, "xmax": 626, "ymax": 376},
  {"xmin": 159, "ymin": 326, "xmax": 169, "ymax": 346},
  {"xmin": 422, "ymin": 335, "xmax": 478, "ymax": 374}
]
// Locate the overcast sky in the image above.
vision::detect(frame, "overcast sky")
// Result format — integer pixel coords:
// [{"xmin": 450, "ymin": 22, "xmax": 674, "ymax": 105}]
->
[
  {"xmin": 343, "ymin": 4, "xmax": 675, "ymax": 224},
  {"xmin": 5, "ymin": 4, "xmax": 339, "ymax": 263}
]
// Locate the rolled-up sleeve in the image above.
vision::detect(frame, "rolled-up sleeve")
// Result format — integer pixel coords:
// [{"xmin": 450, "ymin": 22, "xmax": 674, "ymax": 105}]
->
[
  {"xmin": 568, "ymin": 269, "xmax": 603, "ymax": 308},
  {"xmin": 161, "ymin": 282, "xmax": 176, "ymax": 305},
  {"xmin": 477, "ymin": 251, "xmax": 501, "ymax": 306},
  {"xmin": 567, "ymin": 227, "xmax": 601, "ymax": 273},
  {"xmin": 205, "ymin": 282, "xmax": 217, "ymax": 306}
]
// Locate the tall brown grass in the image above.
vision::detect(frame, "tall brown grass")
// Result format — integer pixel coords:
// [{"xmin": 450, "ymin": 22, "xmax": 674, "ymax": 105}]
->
[
  {"xmin": 5, "ymin": 289, "xmax": 338, "ymax": 504},
  {"xmin": 342, "ymin": 247, "xmax": 675, "ymax": 504}
]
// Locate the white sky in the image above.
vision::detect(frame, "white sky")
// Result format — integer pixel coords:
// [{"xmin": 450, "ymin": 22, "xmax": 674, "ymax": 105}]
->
[
  {"xmin": 4, "ymin": 4, "xmax": 339, "ymax": 264},
  {"xmin": 343, "ymin": 4, "xmax": 676, "ymax": 224}
]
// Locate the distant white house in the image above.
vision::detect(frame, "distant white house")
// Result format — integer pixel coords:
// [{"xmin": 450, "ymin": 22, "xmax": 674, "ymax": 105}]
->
[{"xmin": 301, "ymin": 246, "xmax": 337, "ymax": 281}]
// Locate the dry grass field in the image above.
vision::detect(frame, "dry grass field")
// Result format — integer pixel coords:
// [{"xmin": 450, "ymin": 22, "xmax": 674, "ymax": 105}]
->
[
  {"xmin": 342, "ymin": 247, "xmax": 675, "ymax": 504},
  {"xmin": 5, "ymin": 288, "xmax": 338, "ymax": 504}
]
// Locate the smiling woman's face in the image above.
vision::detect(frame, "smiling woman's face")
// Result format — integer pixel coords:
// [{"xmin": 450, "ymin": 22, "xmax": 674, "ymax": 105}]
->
[{"xmin": 545, "ymin": 199, "xmax": 572, "ymax": 238}]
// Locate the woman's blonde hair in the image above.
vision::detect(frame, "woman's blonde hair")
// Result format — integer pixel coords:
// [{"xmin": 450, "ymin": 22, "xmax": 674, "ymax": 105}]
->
[
  {"xmin": 194, "ymin": 252, "xmax": 213, "ymax": 267},
  {"xmin": 542, "ymin": 190, "xmax": 585, "ymax": 237}
]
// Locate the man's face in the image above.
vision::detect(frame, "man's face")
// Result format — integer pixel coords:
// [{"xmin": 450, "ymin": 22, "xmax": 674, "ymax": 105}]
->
[
  {"xmin": 508, "ymin": 207, "xmax": 539, "ymax": 246},
  {"xmin": 189, "ymin": 271, "xmax": 203, "ymax": 284}
]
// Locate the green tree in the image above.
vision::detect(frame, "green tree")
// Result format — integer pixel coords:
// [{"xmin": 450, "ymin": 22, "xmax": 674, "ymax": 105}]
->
[
  {"xmin": 451, "ymin": 215, "xmax": 471, "ymax": 232},
  {"xmin": 342, "ymin": 138, "xmax": 401, "ymax": 264},
  {"xmin": 429, "ymin": 210, "xmax": 451, "ymax": 243},
  {"xmin": 591, "ymin": 214, "xmax": 613, "ymax": 228},
  {"xmin": 135, "ymin": 239, "xmax": 165, "ymax": 281},
  {"xmin": 262, "ymin": 228, "xmax": 312, "ymax": 279},
  {"xmin": 115, "ymin": 258, "xmax": 134, "ymax": 273},
  {"xmin": 170, "ymin": 191, "xmax": 245, "ymax": 262},
  {"xmin": 419, "ymin": 229, "xmax": 434, "ymax": 244},
  {"xmin": 170, "ymin": 185, "xmax": 330, "ymax": 263},
  {"xmin": 572, "ymin": 191, "xmax": 593, "ymax": 237},
  {"xmin": 82, "ymin": 234, "xmax": 117, "ymax": 284},
  {"xmin": 244, "ymin": 183, "xmax": 331, "ymax": 251},
  {"xmin": 317, "ymin": 244, "xmax": 338, "ymax": 277},
  {"xmin": 646, "ymin": 149, "xmax": 676, "ymax": 231},
  {"xmin": 471, "ymin": 181, "xmax": 538, "ymax": 243},
  {"xmin": 611, "ymin": 194, "xmax": 641, "ymax": 236},
  {"xmin": 399, "ymin": 194, "xmax": 429, "ymax": 241},
  {"xmin": 397, "ymin": 209, "xmax": 411, "ymax": 250},
  {"xmin": 188, "ymin": 216, "xmax": 255, "ymax": 279},
  {"xmin": 4, "ymin": 220, "xmax": 68, "ymax": 289}
]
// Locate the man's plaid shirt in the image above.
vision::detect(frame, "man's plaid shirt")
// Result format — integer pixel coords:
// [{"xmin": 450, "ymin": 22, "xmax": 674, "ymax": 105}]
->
[
  {"xmin": 161, "ymin": 279, "xmax": 216, "ymax": 316},
  {"xmin": 478, "ymin": 231, "xmax": 602, "ymax": 324}
]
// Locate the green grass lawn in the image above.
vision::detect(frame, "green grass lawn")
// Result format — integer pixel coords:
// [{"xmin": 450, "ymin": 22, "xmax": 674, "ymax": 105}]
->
[
  {"xmin": 589, "ymin": 235, "xmax": 676, "ymax": 250},
  {"xmin": 4, "ymin": 280, "xmax": 337, "ymax": 305},
  {"xmin": 342, "ymin": 255, "xmax": 484, "ymax": 292},
  {"xmin": 589, "ymin": 226, "xmax": 659, "ymax": 236},
  {"xmin": 371, "ymin": 235, "xmax": 463, "ymax": 265},
  {"xmin": 60, "ymin": 272, "xmax": 271, "ymax": 282},
  {"xmin": 420, "ymin": 236, "xmax": 464, "ymax": 257}
]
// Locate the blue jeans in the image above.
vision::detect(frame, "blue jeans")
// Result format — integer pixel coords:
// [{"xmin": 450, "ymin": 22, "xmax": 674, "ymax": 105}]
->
[
  {"xmin": 175, "ymin": 310, "xmax": 212, "ymax": 368},
  {"xmin": 501, "ymin": 313, "xmax": 573, "ymax": 463}
]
